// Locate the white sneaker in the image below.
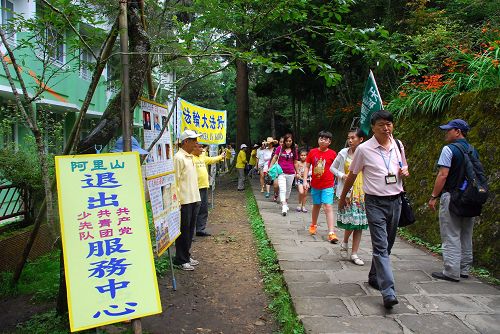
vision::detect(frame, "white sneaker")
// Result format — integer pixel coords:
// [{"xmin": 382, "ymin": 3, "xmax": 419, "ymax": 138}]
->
[
  {"xmin": 282, "ymin": 204, "xmax": 289, "ymax": 216},
  {"xmin": 189, "ymin": 258, "xmax": 199, "ymax": 266},
  {"xmin": 351, "ymin": 254, "xmax": 364, "ymax": 266},
  {"xmin": 180, "ymin": 263, "xmax": 195, "ymax": 271}
]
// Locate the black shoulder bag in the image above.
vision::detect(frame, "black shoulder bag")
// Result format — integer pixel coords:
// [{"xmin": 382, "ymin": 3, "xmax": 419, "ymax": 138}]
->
[{"xmin": 394, "ymin": 139, "xmax": 416, "ymax": 227}]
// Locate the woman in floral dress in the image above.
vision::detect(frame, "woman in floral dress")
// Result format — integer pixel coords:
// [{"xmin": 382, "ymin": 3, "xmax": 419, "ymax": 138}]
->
[{"xmin": 330, "ymin": 128, "xmax": 368, "ymax": 265}]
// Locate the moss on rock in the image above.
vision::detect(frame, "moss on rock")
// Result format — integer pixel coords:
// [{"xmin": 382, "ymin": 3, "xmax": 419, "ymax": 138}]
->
[{"xmin": 395, "ymin": 88, "xmax": 500, "ymax": 278}]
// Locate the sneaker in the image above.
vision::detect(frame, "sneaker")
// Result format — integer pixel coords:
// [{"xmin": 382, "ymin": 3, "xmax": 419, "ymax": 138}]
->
[
  {"xmin": 189, "ymin": 258, "xmax": 199, "ymax": 266},
  {"xmin": 301, "ymin": 207, "xmax": 308, "ymax": 213},
  {"xmin": 308, "ymin": 224, "xmax": 317, "ymax": 235},
  {"xmin": 282, "ymin": 205, "xmax": 289, "ymax": 216},
  {"xmin": 265, "ymin": 192, "xmax": 270, "ymax": 198},
  {"xmin": 296, "ymin": 206, "xmax": 302, "ymax": 212},
  {"xmin": 328, "ymin": 232, "xmax": 339, "ymax": 244},
  {"xmin": 340, "ymin": 243, "xmax": 348, "ymax": 259},
  {"xmin": 351, "ymin": 254, "xmax": 364, "ymax": 266},
  {"xmin": 273, "ymin": 194, "xmax": 279, "ymax": 202},
  {"xmin": 180, "ymin": 263, "xmax": 195, "ymax": 271}
]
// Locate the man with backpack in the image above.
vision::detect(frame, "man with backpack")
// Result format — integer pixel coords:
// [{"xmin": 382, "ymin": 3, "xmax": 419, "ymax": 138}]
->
[{"xmin": 428, "ymin": 119, "xmax": 487, "ymax": 282}]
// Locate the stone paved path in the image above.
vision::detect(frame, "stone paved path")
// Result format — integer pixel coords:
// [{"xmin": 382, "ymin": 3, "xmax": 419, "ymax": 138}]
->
[{"xmin": 250, "ymin": 179, "xmax": 500, "ymax": 334}]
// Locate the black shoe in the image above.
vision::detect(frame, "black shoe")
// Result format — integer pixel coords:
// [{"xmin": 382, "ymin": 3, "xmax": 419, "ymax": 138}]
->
[
  {"xmin": 432, "ymin": 272, "xmax": 459, "ymax": 282},
  {"xmin": 460, "ymin": 274, "xmax": 469, "ymax": 279},
  {"xmin": 196, "ymin": 231, "xmax": 212, "ymax": 237},
  {"xmin": 368, "ymin": 279, "xmax": 380, "ymax": 290},
  {"xmin": 383, "ymin": 295, "xmax": 399, "ymax": 309}
]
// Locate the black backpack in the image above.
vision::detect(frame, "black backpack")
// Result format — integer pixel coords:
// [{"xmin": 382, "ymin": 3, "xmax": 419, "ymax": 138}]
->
[{"xmin": 448, "ymin": 142, "xmax": 489, "ymax": 217}]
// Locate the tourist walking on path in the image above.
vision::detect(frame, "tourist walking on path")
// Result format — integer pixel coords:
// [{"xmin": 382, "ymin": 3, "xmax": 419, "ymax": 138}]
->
[
  {"xmin": 296, "ymin": 149, "xmax": 310, "ymax": 212},
  {"xmin": 269, "ymin": 133, "xmax": 299, "ymax": 216},
  {"xmin": 174, "ymin": 130, "xmax": 203, "ymax": 271},
  {"xmin": 257, "ymin": 137, "xmax": 277, "ymax": 197},
  {"xmin": 303, "ymin": 130, "xmax": 338, "ymax": 243},
  {"xmin": 428, "ymin": 119, "xmax": 478, "ymax": 282},
  {"xmin": 338, "ymin": 110, "xmax": 410, "ymax": 309},
  {"xmin": 248, "ymin": 144, "xmax": 259, "ymax": 177},
  {"xmin": 193, "ymin": 143, "xmax": 225, "ymax": 237},
  {"xmin": 236, "ymin": 144, "xmax": 248, "ymax": 191},
  {"xmin": 271, "ymin": 137, "xmax": 284, "ymax": 202},
  {"xmin": 330, "ymin": 128, "xmax": 368, "ymax": 266}
]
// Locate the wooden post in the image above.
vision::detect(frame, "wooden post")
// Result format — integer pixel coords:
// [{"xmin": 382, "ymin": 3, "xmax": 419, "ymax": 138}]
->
[
  {"xmin": 120, "ymin": 1, "xmax": 140, "ymax": 332},
  {"xmin": 119, "ymin": 0, "xmax": 131, "ymax": 152}
]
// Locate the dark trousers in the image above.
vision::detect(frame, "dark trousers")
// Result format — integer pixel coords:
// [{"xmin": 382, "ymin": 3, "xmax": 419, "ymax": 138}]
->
[
  {"xmin": 196, "ymin": 188, "xmax": 209, "ymax": 233},
  {"xmin": 365, "ymin": 194, "xmax": 401, "ymax": 298},
  {"xmin": 174, "ymin": 201, "xmax": 201, "ymax": 265}
]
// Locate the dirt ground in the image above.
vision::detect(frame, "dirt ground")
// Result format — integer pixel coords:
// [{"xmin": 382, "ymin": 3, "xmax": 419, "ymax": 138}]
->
[{"xmin": 0, "ymin": 174, "xmax": 278, "ymax": 334}]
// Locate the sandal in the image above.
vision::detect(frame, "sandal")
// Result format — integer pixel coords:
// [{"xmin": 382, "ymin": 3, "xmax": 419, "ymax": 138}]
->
[{"xmin": 351, "ymin": 254, "xmax": 364, "ymax": 266}]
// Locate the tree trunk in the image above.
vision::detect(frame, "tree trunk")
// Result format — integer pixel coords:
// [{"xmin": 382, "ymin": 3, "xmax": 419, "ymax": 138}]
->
[
  {"xmin": 77, "ymin": 1, "xmax": 150, "ymax": 153},
  {"xmin": 235, "ymin": 58, "xmax": 249, "ymax": 148},
  {"xmin": 291, "ymin": 94, "xmax": 296, "ymax": 138},
  {"xmin": 270, "ymin": 99, "xmax": 276, "ymax": 138},
  {"xmin": 297, "ymin": 97, "xmax": 302, "ymax": 142}
]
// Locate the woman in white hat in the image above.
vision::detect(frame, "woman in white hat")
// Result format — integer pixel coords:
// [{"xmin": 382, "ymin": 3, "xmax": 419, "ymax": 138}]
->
[{"xmin": 257, "ymin": 137, "xmax": 277, "ymax": 197}]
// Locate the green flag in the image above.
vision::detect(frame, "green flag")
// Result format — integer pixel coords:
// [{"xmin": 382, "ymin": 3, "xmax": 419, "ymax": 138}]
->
[{"xmin": 359, "ymin": 70, "xmax": 383, "ymax": 135}]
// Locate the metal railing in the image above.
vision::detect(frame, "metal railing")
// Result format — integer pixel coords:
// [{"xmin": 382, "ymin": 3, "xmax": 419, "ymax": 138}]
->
[{"xmin": 0, "ymin": 184, "xmax": 29, "ymax": 228}]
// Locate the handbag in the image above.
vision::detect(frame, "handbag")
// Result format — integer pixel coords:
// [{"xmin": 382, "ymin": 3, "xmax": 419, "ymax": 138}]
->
[
  {"xmin": 394, "ymin": 138, "xmax": 416, "ymax": 227},
  {"xmin": 399, "ymin": 191, "xmax": 416, "ymax": 227},
  {"xmin": 267, "ymin": 163, "xmax": 283, "ymax": 181}
]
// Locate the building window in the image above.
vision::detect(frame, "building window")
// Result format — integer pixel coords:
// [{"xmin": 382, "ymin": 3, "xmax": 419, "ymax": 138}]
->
[
  {"xmin": 80, "ymin": 48, "xmax": 95, "ymax": 81},
  {"xmin": 1, "ymin": 0, "xmax": 14, "ymax": 41},
  {"xmin": 46, "ymin": 26, "xmax": 65, "ymax": 65}
]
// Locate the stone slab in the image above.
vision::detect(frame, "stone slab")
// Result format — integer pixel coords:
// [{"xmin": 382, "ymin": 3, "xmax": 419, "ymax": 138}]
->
[
  {"xmin": 392, "ymin": 270, "xmax": 431, "ymax": 294},
  {"xmin": 417, "ymin": 282, "xmax": 500, "ymax": 295},
  {"xmin": 398, "ymin": 314, "xmax": 475, "ymax": 334},
  {"xmin": 279, "ymin": 260, "xmax": 343, "ymax": 271},
  {"xmin": 274, "ymin": 245, "xmax": 329, "ymax": 256},
  {"xmin": 294, "ymin": 297, "xmax": 350, "ymax": 316},
  {"xmin": 287, "ymin": 282, "xmax": 366, "ymax": 298},
  {"xmin": 301, "ymin": 316, "xmax": 402, "ymax": 334},
  {"xmin": 411, "ymin": 295, "xmax": 490, "ymax": 313},
  {"xmin": 473, "ymin": 295, "xmax": 500, "ymax": 311},
  {"xmin": 464, "ymin": 314, "xmax": 500, "ymax": 334},
  {"xmin": 351, "ymin": 296, "xmax": 418, "ymax": 315},
  {"xmin": 283, "ymin": 270, "xmax": 330, "ymax": 283},
  {"xmin": 392, "ymin": 260, "xmax": 443, "ymax": 273},
  {"xmin": 278, "ymin": 252, "xmax": 328, "ymax": 262}
]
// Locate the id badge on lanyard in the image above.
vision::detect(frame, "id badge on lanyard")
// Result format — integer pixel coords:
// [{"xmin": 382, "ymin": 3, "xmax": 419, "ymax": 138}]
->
[{"xmin": 379, "ymin": 148, "xmax": 397, "ymax": 185}]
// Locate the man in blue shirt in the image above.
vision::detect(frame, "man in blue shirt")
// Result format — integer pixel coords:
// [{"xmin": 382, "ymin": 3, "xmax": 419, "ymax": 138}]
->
[{"xmin": 428, "ymin": 119, "xmax": 477, "ymax": 282}]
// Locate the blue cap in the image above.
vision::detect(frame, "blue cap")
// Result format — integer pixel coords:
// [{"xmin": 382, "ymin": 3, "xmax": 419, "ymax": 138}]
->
[
  {"xmin": 111, "ymin": 136, "xmax": 149, "ymax": 154},
  {"xmin": 439, "ymin": 119, "xmax": 470, "ymax": 132}
]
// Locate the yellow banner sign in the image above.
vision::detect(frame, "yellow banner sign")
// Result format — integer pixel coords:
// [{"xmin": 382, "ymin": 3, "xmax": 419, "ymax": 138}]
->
[
  {"xmin": 179, "ymin": 98, "xmax": 227, "ymax": 144},
  {"xmin": 55, "ymin": 152, "xmax": 162, "ymax": 332}
]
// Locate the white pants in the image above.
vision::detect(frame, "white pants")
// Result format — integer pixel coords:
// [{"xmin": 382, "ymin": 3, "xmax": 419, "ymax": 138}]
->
[{"xmin": 278, "ymin": 173, "xmax": 295, "ymax": 203}]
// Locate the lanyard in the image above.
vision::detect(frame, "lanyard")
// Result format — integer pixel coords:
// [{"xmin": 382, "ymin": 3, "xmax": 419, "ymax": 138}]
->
[{"xmin": 378, "ymin": 147, "xmax": 393, "ymax": 174}]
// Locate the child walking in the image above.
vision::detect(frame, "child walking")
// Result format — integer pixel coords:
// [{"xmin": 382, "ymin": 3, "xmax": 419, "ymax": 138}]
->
[
  {"xmin": 296, "ymin": 149, "xmax": 310, "ymax": 212},
  {"xmin": 303, "ymin": 131, "xmax": 338, "ymax": 243},
  {"xmin": 330, "ymin": 128, "xmax": 368, "ymax": 265}
]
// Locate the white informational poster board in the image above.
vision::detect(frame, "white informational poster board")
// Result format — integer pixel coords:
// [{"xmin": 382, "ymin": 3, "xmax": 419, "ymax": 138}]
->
[
  {"xmin": 140, "ymin": 97, "xmax": 180, "ymax": 256},
  {"xmin": 55, "ymin": 152, "xmax": 162, "ymax": 331},
  {"xmin": 141, "ymin": 98, "xmax": 174, "ymax": 178}
]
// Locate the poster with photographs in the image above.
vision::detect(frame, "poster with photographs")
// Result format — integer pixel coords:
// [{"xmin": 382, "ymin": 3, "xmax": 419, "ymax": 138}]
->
[
  {"xmin": 146, "ymin": 173, "xmax": 180, "ymax": 256},
  {"xmin": 141, "ymin": 97, "xmax": 180, "ymax": 256},
  {"xmin": 140, "ymin": 98, "xmax": 174, "ymax": 178}
]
